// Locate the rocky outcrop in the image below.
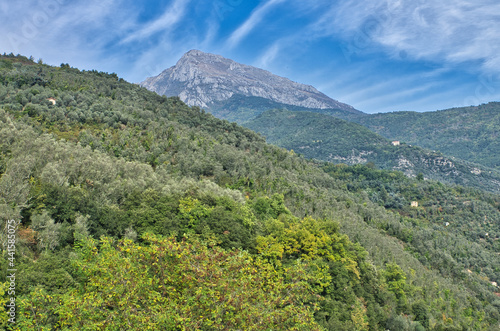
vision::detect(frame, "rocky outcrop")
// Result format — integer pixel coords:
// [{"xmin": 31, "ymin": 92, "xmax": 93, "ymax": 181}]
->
[{"xmin": 140, "ymin": 50, "xmax": 357, "ymax": 113}]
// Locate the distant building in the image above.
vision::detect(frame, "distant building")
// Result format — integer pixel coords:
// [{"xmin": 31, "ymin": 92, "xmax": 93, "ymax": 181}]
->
[
  {"xmin": 471, "ymin": 168, "xmax": 482, "ymax": 175},
  {"xmin": 411, "ymin": 201, "xmax": 419, "ymax": 207},
  {"xmin": 391, "ymin": 141, "xmax": 400, "ymax": 146}
]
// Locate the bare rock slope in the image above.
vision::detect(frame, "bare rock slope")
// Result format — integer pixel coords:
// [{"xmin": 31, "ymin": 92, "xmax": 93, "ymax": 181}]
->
[{"xmin": 140, "ymin": 50, "xmax": 358, "ymax": 113}]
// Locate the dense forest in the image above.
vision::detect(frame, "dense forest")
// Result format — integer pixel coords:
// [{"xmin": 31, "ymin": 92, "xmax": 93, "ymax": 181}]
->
[
  {"xmin": 207, "ymin": 94, "xmax": 361, "ymax": 124},
  {"xmin": 349, "ymin": 103, "xmax": 500, "ymax": 171},
  {"xmin": 0, "ymin": 54, "xmax": 499, "ymax": 330},
  {"xmin": 207, "ymin": 93, "xmax": 500, "ymax": 176},
  {"xmin": 244, "ymin": 109, "xmax": 500, "ymax": 194}
]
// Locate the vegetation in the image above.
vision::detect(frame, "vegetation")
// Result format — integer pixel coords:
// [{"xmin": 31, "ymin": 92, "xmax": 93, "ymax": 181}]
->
[
  {"xmin": 323, "ymin": 163, "xmax": 500, "ymax": 288},
  {"xmin": 208, "ymin": 94, "xmax": 361, "ymax": 124},
  {"xmin": 351, "ymin": 103, "xmax": 500, "ymax": 171},
  {"xmin": 244, "ymin": 109, "xmax": 500, "ymax": 194},
  {"xmin": 0, "ymin": 54, "xmax": 499, "ymax": 330},
  {"xmin": 18, "ymin": 234, "xmax": 322, "ymax": 330}
]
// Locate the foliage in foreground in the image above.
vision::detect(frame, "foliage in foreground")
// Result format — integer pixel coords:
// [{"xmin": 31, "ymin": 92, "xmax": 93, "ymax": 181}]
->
[{"xmin": 16, "ymin": 234, "xmax": 321, "ymax": 330}]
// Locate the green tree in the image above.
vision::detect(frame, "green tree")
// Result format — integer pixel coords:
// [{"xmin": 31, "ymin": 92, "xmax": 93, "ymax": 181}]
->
[
  {"xmin": 18, "ymin": 234, "xmax": 323, "ymax": 330},
  {"xmin": 384, "ymin": 262, "xmax": 408, "ymax": 310}
]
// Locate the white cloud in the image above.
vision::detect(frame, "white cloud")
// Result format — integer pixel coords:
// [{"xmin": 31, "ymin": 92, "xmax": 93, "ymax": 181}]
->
[
  {"xmin": 314, "ymin": 0, "xmax": 500, "ymax": 73},
  {"xmin": 254, "ymin": 42, "xmax": 281, "ymax": 68},
  {"xmin": 0, "ymin": 0, "xmax": 127, "ymax": 67},
  {"xmin": 0, "ymin": 0, "xmax": 205, "ymax": 82},
  {"xmin": 121, "ymin": 0, "xmax": 191, "ymax": 44},
  {"xmin": 226, "ymin": 0, "xmax": 287, "ymax": 49}
]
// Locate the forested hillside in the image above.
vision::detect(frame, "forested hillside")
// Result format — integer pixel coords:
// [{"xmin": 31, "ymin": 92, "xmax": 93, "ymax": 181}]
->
[
  {"xmin": 350, "ymin": 103, "xmax": 500, "ymax": 171},
  {"xmin": 0, "ymin": 54, "xmax": 499, "ymax": 330},
  {"xmin": 207, "ymin": 94, "xmax": 361, "ymax": 124},
  {"xmin": 244, "ymin": 109, "xmax": 500, "ymax": 194}
]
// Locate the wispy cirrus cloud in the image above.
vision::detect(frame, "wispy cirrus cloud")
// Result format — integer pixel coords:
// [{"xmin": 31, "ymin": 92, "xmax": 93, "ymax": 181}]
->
[
  {"xmin": 0, "ymin": 0, "xmax": 193, "ymax": 80},
  {"xmin": 2, "ymin": 0, "xmax": 499, "ymax": 113},
  {"xmin": 121, "ymin": 0, "xmax": 191, "ymax": 44},
  {"xmin": 0, "ymin": 0, "xmax": 128, "ymax": 67},
  {"xmin": 226, "ymin": 0, "xmax": 287, "ymax": 49},
  {"xmin": 254, "ymin": 42, "xmax": 282, "ymax": 68},
  {"xmin": 311, "ymin": 0, "xmax": 500, "ymax": 73}
]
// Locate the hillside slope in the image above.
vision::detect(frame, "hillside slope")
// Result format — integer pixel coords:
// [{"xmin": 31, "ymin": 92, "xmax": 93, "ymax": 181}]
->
[
  {"xmin": 1, "ymin": 54, "xmax": 499, "ymax": 330},
  {"xmin": 207, "ymin": 94, "xmax": 361, "ymax": 124},
  {"xmin": 351, "ymin": 102, "xmax": 500, "ymax": 170},
  {"xmin": 245, "ymin": 109, "xmax": 500, "ymax": 194}
]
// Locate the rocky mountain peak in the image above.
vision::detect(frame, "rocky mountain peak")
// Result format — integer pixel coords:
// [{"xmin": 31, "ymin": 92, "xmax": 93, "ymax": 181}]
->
[{"xmin": 140, "ymin": 50, "xmax": 358, "ymax": 113}]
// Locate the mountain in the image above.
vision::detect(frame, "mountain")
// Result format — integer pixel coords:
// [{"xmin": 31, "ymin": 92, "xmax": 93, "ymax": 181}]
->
[
  {"xmin": 2, "ymin": 54, "xmax": 500, "ymax": 330},
  {"xmin": 141, "ymin": 50, "xmax": 500, "ymax": 193},
  {"xmin": 245, "ymin": 109, "xmax": 500, "ymax": 193},
  {"xmin": 141, "ymin": 50, "xmax": 500, "ymax": 192},
  {"xmin": 141, "ymin": 51, "xmax": 500, "ymax": 177},
  {"xmin": 350, "ymin": 102, "xmax": 500, "ymax": 171},
  {"xmin": 140, "ymin": 49, "xmax": 362, "ymax": 121}
]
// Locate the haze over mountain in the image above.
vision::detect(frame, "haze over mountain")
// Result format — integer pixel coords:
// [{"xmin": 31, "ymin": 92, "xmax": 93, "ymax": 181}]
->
[{"xmin": 141, "ymin": 50, "xmax": 360, "ymax": 115}]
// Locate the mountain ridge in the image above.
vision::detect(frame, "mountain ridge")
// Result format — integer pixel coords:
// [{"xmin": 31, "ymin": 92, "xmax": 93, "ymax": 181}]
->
[
  {"xmin": 350, "ymin": 102, "xmax": 500, "ymax": 170},
  {"xmin": 140, "ymin": 50, "xmax": 500, "ymax": 189},
  {"xmin": 244, "ymin": 108, "xmax": 500, "ymax": 193},
  {"xmin": 140, "ymin": 49, "xmax": 360, "ymax": 114}
]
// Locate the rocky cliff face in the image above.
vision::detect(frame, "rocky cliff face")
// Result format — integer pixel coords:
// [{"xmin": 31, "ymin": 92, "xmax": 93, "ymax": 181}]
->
[{"xmin": 140, "ymin": 50, "xmax": 358, "ymax": 113}]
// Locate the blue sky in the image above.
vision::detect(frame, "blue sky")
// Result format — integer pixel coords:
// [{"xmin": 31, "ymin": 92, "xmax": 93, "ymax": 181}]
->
[{"xmin": 2, "ymin": 0, "xmax": 500, "ymax": 113}]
